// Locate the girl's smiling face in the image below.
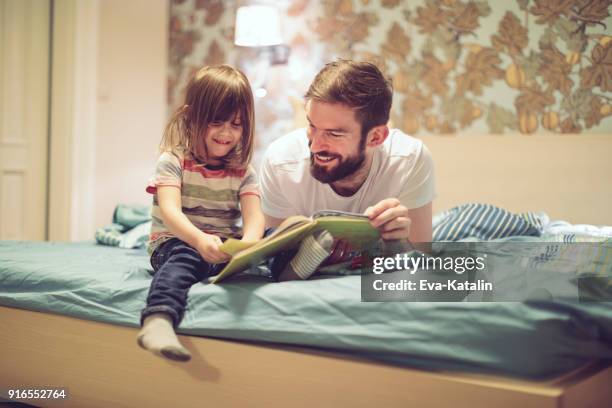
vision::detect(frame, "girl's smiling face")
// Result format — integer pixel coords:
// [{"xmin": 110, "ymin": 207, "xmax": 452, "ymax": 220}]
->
[{"xmin": 203, "ymin": 113, "xmax": 243, "ymax": 164}]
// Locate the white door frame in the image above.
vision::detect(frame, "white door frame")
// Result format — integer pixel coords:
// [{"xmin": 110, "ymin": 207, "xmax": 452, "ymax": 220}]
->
[
  {"xmin": 48, "ymin": 0, "xmax": 99, "ymax": 241},
  {"xmin": 0, "ymin": 0, "xmax": 50, "ymax": 240}
]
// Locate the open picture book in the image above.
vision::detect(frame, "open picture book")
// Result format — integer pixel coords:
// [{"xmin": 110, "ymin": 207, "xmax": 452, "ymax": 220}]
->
[{"xmin": 211, "ymin": 210, "xmax": 380, "ymax": 283}]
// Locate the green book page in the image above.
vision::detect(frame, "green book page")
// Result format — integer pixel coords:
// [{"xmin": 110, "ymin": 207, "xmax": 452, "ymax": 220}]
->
[
  {"xmin": 212, "ymin": 214, "xmax": 380, "ymax": 283},
  {"xmin": 211, "ymin": 223, "xmax": 316, "ymax": 283},
  {"xmin": 219, "ymin": 215, "xmax": 311, "ymax": 257},
  {"xmin": 219, "ymin": 239, "xmax": 257, "ymax": 256},
  {"xmin": 313, "ymin": 217, "xmax": 379, "ymax": 249}
]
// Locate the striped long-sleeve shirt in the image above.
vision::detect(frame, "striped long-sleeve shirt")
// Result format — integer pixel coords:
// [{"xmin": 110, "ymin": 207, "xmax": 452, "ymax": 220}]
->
[{"xmin": 146, "ymin": 151, "xmax": 260, "ymax": 254}]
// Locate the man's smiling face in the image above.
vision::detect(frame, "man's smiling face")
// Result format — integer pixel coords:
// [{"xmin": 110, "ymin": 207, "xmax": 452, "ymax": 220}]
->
[{"xmin": 306, "ymin": 100, "xmax": 366, "ymax": 184}]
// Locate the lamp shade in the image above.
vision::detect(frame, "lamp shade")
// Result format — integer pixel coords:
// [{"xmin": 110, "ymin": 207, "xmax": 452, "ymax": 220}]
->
[{"xmin": 234, "ymin": 5, "xmax": 283, "ymax": 47}]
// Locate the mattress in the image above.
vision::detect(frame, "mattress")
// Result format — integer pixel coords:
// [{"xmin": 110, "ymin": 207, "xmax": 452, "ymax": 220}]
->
[{"xmin": 1, "ymin": 239, "xmax": 611, "ymax": 379}]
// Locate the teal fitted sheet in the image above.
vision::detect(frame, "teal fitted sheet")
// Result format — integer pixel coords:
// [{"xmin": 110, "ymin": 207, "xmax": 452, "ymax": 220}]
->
[{"xmin": 1, "ymin": 240, "xmax": 611, "ymax": 379}]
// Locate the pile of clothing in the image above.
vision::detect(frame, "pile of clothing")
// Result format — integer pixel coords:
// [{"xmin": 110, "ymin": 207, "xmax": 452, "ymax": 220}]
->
[{"xmin": 95, "ymin": 204, "xmax": 151, "ymax": 249}]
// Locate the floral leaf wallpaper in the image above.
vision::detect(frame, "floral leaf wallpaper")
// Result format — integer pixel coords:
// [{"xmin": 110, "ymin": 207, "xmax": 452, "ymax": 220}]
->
[{"xmin": 168, "ymin": 0, "xmax": 612, "ymax": 153}]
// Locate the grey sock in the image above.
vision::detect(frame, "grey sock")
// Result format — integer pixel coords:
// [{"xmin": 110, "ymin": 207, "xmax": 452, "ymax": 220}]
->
[
  {"xmin": 137, "ymin": 313, "xmax": 191, "ymax": 362},
  {"xmin": 280, "ymin": 230, "xmax": 333, "ymax": 280}
]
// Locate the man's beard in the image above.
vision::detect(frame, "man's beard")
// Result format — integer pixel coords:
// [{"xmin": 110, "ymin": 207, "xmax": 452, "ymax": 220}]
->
[{"xmin": 310, "ymin": 150, "xmax": 366, "ymax": 183}]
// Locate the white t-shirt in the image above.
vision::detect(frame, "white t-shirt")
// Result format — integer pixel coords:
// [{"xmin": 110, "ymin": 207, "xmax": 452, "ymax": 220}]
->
[{"xmin": 260, "ymin": 128, "xmax": 436, "ymax": 219}]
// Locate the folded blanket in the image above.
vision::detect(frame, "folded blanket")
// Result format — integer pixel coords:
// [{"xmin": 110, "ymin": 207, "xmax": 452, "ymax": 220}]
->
[{"xmin": 95, "ymin": 204, "xmax": 151, "ymax": 249}]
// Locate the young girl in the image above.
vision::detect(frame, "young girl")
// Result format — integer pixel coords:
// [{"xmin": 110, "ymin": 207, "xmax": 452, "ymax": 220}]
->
[{"xmin": 138, "ymin": 65, "xmax": 265, "ymax": 362}]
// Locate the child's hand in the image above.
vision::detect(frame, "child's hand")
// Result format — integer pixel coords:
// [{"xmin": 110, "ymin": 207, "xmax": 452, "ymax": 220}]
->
[{"xmin": 196, "ymin": 234, "xmax": 231, "ymax": 264}]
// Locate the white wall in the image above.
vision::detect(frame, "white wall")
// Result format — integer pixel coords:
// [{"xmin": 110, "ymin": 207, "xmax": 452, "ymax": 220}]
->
[
  {"xmin": 94, "ymin": 0, "xmax": 168, "ymax": 229},
  {"xmin": 426, "ymin": 134, "xmax": 612, "ymax": 225}
]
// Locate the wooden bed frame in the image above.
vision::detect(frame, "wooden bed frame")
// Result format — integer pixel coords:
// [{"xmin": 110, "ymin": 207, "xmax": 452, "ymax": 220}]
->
[{"xmin": 1, "ymin": 305, "xmax": 611, "ymax": 408}]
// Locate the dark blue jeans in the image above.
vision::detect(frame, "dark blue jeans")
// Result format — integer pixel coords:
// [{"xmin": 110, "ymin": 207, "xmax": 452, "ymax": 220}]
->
[{"xmin": 141, "ymin": 238, "xmax": 226, "ymax": 327}]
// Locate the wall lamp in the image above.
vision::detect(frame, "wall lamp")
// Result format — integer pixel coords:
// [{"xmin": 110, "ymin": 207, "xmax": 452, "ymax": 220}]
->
[{"xmin": 234, "ymin": 5, "xmax": 290, "ymax": 65}]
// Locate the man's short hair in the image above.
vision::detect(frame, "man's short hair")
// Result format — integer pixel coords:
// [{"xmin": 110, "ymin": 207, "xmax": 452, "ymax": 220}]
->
[{"xmin": 305, "ymin": 60, "xmax": 393, "ymax": 139}]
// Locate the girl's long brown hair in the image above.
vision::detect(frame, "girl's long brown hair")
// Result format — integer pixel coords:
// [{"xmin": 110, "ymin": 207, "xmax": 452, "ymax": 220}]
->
[{"xmin": 160, "ymin": 65, "xmax": 255, "ymax": 169}]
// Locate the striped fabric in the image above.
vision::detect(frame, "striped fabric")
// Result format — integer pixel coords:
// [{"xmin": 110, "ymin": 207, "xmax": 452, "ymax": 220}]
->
[
  {"xmin": 95, "ymin": 224, "xmax": 123, "ymax": 247},
  {"xmin": 146, "ymin": 151, "xmax": 260, "ymax": 254},
  {"xmin": 433, "ymin": 203, "xmax": 544, "ymax": 241}
]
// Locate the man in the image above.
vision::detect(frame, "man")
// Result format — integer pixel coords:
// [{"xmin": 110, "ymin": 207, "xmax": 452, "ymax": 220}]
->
[{"xmin": 260, "ymin": 60, "xmax": 435, "ymax": 280}]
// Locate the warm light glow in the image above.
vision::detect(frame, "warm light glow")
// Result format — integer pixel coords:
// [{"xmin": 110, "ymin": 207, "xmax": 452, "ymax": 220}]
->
[
  {"xmin": 255, "ymin": 88, "xmax": 268, "ymax": 98},
  {"xmin": 234, "ymin": 5, "xmax": 283, "ymax": 47}
]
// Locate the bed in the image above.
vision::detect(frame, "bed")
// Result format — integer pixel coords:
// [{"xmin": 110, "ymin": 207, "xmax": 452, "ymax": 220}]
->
[
  {"xmin": 2, "ymin": 133, "xmax": 611, "ymax": 407},
  {"xmin": 1, "ymin": 235, "xmax": 611, "ymax": 407}
]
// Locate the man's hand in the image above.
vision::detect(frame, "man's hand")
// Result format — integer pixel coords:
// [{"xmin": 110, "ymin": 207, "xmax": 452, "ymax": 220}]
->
[
  {"xmin": 195, "ymin": 234, "xmax": 231, "ymax": 264},
  {"xmin": 364, "ymin": 198, "xmax": 411, "ymax": 241}
]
